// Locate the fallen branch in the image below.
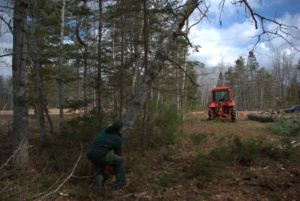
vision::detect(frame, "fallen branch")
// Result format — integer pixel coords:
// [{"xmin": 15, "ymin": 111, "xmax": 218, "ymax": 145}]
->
[
  {"xmin": 0, "ymin": 136, "xmax": 26, "ymax": 171},
  {"xmin": 33, "ymin": 142, "xmax": 83, "ymax": 200}
]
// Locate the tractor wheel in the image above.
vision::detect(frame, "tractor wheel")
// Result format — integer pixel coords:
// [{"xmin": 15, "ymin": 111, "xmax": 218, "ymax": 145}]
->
[
  {"xmin": 231, "ymin": 106, "xmax": 237, "ymax": 123},
  {"xmin": 208, "ymin": 110, "xmax": 212, "ymax": 120}
]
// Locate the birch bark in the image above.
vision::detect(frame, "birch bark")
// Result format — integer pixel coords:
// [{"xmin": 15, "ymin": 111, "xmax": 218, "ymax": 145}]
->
[{"xmin": 122, "ymin": 0, "xmax": 200, "ymax": 143}]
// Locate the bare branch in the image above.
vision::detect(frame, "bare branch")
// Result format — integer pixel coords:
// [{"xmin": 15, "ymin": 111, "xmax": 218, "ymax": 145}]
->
[
  {"xmin": 0, "ymin": 136, "xmax": 26, "ymax": 171},
  {"xmin": 236, "ymin": 0, "xmax": 299, "ymax": 51},
  {"xmin": 34, "ymin": 143, "xmax": 83, "ymax": 200},
  {"xmin": 219, "ymin": 0, "xmax": 226, "ymax": 27},
  {"xmin": 0, "ymin": 53, "xmax": 13, "ymax": 58},
  {"xmin": 0, "ymin": 14, "xmax": 13, "ymax": 33},
  {"xmin": 188, "ymin": 3, "xmax": 210, "ymax": 33},
  {"xmin": 241, "ymin": 0, "xmax": 258, "ymax": 29},
  {"xmin": 167, "ymin": 57, "xmax": 201, "ymax": 87}
]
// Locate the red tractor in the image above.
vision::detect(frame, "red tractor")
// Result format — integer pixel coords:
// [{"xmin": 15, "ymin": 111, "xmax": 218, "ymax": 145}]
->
[{"xmin": 208, "ymin": 86, "xmax": 237, "ymax": 122}]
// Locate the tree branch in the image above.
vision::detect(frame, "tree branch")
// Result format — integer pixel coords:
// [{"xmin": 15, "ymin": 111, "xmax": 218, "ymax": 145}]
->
[
  {"xmin": 0, "ymin": 136, "xmax": 26, "ymax": 171},
  {"xmin": 122, "ymin": 0, "xmax": 201, "ymax": 144},
  {"xmin": 34, "ymin": 143, "xmax": 83, "ymax": 200},
  {"xmin": 237, "ymin": 0, "xmax": 299, "ymax": 51},
  {"xmin": 0, "ymin": 14, "xmax": 13, "ymax": 33},
  {"xmin": 167, "ymin": 57, "xmax": 201, "ymax": 87}
]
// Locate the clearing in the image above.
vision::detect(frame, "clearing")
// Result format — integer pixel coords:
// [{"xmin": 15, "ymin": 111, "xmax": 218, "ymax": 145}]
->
[{"xmin": 0, "ymin": 110, "xmax": 299, "ymax": 200}]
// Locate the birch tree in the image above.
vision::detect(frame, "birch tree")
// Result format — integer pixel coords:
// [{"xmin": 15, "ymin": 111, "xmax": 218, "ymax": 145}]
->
[{"xmin": 122, "ymin": 0, "xmax": 200, "ymax": 143}]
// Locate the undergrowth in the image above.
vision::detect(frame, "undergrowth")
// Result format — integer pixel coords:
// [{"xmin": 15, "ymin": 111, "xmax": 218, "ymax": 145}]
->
[
  {"xmin": 1, "ymin": 111, "xmax": 300, "ymax": 200},
  {"xmin": 194, "ymin": 135, "xmax": 300, "ymax": 181},
  {"xmin": 265, "ymin": 119, "xmax": 300, "ymax": 137}
]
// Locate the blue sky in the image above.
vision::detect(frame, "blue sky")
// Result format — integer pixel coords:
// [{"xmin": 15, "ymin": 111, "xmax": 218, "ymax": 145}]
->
[
  {"xmin": 188, "ymin": 0, "xmax": 300, "ymax": 68},
  {"xmin": 0, "ymin": 0, "xmax": 299, "ymax": 78}
]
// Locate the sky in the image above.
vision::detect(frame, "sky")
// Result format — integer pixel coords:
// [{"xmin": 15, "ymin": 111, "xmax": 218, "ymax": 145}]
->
[
  {"xmin": 0, "ymin": 0, "xmax": 299, "ymax": 78},
  {"xmin": 188, "ymin": 0, "xmax": 300, "ymax": 69}
]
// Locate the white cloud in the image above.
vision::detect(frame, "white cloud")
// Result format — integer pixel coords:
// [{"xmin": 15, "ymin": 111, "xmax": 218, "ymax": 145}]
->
[
  {"xmin": 188, "ymin": 1, "xmax": 300, "ymax": 69},
  {"xmin": 264, "ymin": 13, "xmax": 300, "ymax": 50},
  {"xmin": 189, "ymin": 19, "xmax": 259, "ymax": 66}
]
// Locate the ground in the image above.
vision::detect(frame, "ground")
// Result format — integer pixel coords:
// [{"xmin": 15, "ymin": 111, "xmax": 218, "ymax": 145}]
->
[{"xmin": 0, "ymin": 109, "xmax": 299, "ymax": 201}]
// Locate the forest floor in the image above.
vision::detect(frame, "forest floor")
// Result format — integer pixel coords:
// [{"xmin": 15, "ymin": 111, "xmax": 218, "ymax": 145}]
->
[{"xmin": 0, "ymin": 110, "xmax": 299, "ymax": 201}]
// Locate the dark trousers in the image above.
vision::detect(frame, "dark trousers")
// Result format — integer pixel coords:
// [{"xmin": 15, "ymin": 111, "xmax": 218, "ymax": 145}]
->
[{"xmin": 89, "ymin": 151, "xmax": 127, "ymax": 187}]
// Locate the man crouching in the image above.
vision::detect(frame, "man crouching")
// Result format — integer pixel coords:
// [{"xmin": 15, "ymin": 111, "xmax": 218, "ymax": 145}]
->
[{"xmin": 87, "ymin": 120, "xmax": 129, "ymax": 190}]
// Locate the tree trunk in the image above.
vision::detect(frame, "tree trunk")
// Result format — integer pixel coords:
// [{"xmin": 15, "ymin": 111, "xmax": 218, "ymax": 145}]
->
[
  {"xmin": 142, "ymin": 0, "xmax": 148, "ymax": 147},
  {"xmin": 12, "ymin": 0, "xmax": 29, "ymax": 166},
  {"xmin": 180, "ymin": 20, "xmax": 189, "ymax": 120},
  {"xmin": 29, "ymin": 9, "xmax": 46, "ymax": 143},
  {"xmin": 58, "ymin": 0, "xmax": 65, "ymax": 135},
  {"xmin": 120, "ymin": 0, "xmax": 125, "ymax": 119},
  {"xmin": 97, "ymin": 0, "xmax": 103, "ymax": 113},
  {"xmin": 83, "ymin": 50, "xmax": 88, "ymax": 116},
  {"xmin": 132, "ymin": 14, "xmax": 143, "ymax": 96},
  {"xmin": 122, "ymin": 0, "xmax": 200, "ymax": 143}
]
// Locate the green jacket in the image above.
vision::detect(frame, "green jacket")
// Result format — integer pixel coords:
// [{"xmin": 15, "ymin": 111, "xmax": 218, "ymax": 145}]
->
[{"xmin": 87, "ymin": 126, "xmax": 123, "ymax": 162}]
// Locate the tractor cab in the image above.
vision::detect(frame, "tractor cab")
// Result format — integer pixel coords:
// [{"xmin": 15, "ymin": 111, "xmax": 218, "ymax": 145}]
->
[
  {"xmin": 213, "ymin": 90, "xmax": 229, "ymax": 102},
  {"xmin": 208, "ymin": 87, "xmax": 237, "ymax": 122}
]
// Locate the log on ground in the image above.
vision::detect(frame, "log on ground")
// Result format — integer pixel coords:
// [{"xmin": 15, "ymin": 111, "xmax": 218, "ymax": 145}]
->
[{"xmin": 247, "ymin": 113, "xmax": 300, "ymax": 123}]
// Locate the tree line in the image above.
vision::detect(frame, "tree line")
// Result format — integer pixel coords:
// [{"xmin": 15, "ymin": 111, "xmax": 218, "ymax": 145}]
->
[
  {"xmin": 196, "ymin": 50, "xmax": 300, "ymax": 111},
  {"xmin": 0, "ymin": 0, "xmax": 299, "ymax": 167}
]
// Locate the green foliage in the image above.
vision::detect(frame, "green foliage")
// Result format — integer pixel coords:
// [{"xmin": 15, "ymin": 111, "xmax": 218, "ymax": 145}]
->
[
  {"xmin": 48, "ymin": 145, "xmax": 62, "ymax": 159},
  {"xmin": 63, "ymin": 110, "xmax": 110, "ymax": 142},
  {"xmin": 158, "ymin": 174, "xmax": 171, "ymax": 187},
  {"xmin": 232, "ymin": 136, "xmax": 265, "ymax": 162},
  {"xmin": 195, "ymin": 135, "xmax": 300, "ymax": 181},
  {"xmin": 0, "ymin": 193, "xmax": 19, "ymax": 201},
  {"xmin": 274, "ymin": 137, "xmax": 300, "ymax": 162},
  {"xmin": 190, "ymin": 133, "xmax": 207, "ymax": 145},
  {"xmin": 194, "ymin": 155, "xmax": 220, "ymax": 181},
  {"xmin": 210, "ymin": 145, "xmax": 233, "ymax": 161},
  {"xmin": 70, "ymin": 184, "xmax": 88, "ymax": 197},
  {"xmin": 265, "ymin": 119, "xmax": 300, "ymax": 137},
  {"xmin": 146, "ymin": 103, "xmax": 183, "ymax": 147}
]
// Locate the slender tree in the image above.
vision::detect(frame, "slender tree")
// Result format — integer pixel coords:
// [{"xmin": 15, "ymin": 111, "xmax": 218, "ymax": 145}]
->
[
  {"xmin": 119, "ymin": 0, "xmax": 125, "ymax": 119},
  {"xmin": 97, "ymin": 0, "xmax": 103, "ymax": 113},
  {"xmin": 246, "ymin": 51, "xmax": 259, "ymax": 109},
  {"xmin": 142, "ymin": 0, "xmax": 149, "ymax": 147},
  {"xmin": 58, "ymin": 0, "xmax": 66, "ymax": 135}
]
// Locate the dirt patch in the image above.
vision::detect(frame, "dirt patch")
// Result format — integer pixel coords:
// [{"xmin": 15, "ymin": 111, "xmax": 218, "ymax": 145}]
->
[{"xmin": 189, "ymin": 110, "xmax": 263, "ymax": 121}]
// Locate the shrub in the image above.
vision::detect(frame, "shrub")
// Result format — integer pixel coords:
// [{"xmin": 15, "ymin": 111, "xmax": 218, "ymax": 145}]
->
[
  {"xmin": 158, "ymin": 174, "xmax": 171, "ymax": 187},
  {"xmin": 265, "ymin": 119, "xmax": 300, "ymax": 137},
  {"xmin": 232, "ymin": 136, "xmax": 263, "ymax": 162},
  {"xmin": 63, "ymin": 110, "xmax": 110, "ymax": 142},
  {"xmin": 144, "ymin": 103, "xmax": 183, "ymax": 147},
  {"xmin": 274, "ymin": 137, "xmax": 300, "ymax": 163},
  {"xmin": 190, "ymin": 133, "xmax": 207, "ymax": 145},
  {"xmin": 194, "ymin": 155, "xmax": 220, "ymax": 181}
]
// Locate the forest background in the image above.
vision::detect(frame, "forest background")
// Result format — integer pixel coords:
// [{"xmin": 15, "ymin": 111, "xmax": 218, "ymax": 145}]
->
[{"xmin": 0, "ymin": 0, "xmax": 299, "ymax": 114}]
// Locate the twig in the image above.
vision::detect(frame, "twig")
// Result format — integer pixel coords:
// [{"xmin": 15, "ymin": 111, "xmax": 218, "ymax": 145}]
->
[
  {"xmin": 166, "ymin": 57, "xmax": 201, "ymax": 87},
  {"xmin": 238, "ymin": 0, "xmax": 299, "ymax": 51},
  {"xmin": 34, "ymin": 142, "xmax": 84, "ymax": 200},
  {"xmin": 188, "ymin": 3, "xmax": 210, "ymax": 33},
  {"xmin": 0, "ymin": 137, "xmax": 26, "ymax": 171}
]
